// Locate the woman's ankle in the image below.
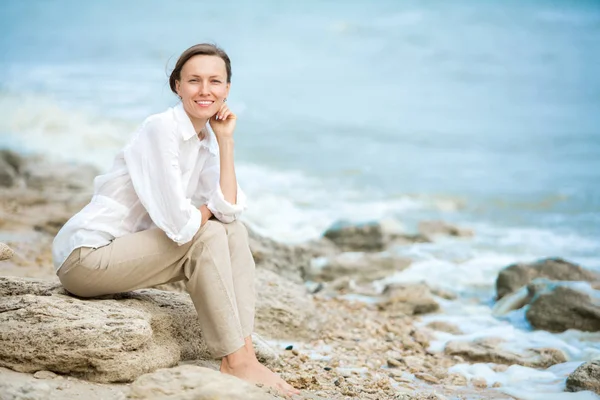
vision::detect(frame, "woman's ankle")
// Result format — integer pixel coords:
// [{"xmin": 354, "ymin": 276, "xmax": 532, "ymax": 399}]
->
[{"xmin": 221, "ymin": 346, "xmax": 254, "ymax": 370}]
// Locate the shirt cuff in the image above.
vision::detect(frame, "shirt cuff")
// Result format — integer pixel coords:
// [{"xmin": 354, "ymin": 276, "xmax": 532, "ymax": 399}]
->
[
  {"xmin": 170, "ymin": 206, "xmax": 202, "ymax": 245},
  {"xmin": 207, "ymin": 184, "xmax": 247, "ymax": 223}
]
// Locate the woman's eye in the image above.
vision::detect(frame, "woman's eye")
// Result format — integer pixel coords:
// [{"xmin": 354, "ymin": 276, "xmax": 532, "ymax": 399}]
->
[
  {"xmin": 211, "ymin": 80, "xmax": 221, "ymax": 84},
  {"xmin": 189, "ymin": 79, "xmax": 198, "ymax": 83}
]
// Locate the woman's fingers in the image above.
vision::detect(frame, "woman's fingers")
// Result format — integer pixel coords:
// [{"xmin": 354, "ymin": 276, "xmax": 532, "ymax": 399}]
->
[{"xmin": 216, "ymin": 103, "xmax": 229, "ymax": 120}]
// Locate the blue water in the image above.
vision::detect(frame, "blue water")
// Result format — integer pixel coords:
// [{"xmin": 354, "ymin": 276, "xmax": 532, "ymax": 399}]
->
[{"xmin": 1, "ymin": 0, "xmax": 599, "ymax": 267}]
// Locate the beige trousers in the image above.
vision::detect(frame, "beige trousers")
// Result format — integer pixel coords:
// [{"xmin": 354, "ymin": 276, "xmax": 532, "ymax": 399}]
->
[{"xmin": 57, "ymin": 220, "xmax": 256, "ymax": 358}]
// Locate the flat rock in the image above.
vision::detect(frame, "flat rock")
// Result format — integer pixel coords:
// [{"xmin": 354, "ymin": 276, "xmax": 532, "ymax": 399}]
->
[
  {"xmin": 495, "ymin": 258, "xmax": 599, "ymax": 300},
  {"xmin": 379, "ymin": 283, "xmax": 440, "ymax": 315},
  {"xmin": 126, "ymin": 365, "xmax": 275, "ymax": 399},
  {"xmin": 306, "ymin": 252, "xmax": 411, "ymax": 283},
  {"xmin": 444, "ymin": 337, "xmax": 567, "ymax": 368},
  {"xmin": 566, "ymin": 360, "xmax": 600, "ymax": 395},
  {"xmin": 323, "ymin": 220, "xmax": 386, "ymax": 252},
  {"xmin": 525, "ymin": 279, "xmax": 600, "ymax": 332},
  {"xmin": 0, "ymin": 277, "xmax": 278, "ymax": 383}
]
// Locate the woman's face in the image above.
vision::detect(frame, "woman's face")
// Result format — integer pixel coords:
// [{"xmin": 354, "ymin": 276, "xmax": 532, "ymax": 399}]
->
[{"xmin": 176, "ymin": 55, "xmax": 230, "ymax": 125}]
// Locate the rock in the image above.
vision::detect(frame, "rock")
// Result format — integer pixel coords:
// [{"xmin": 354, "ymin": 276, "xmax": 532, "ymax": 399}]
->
[
  {"xmin": 566, "ymin": 360, "xmax": 600, "ymax": 395},
  {"xmin": 471, "ymin": 377, "xmax": 488, "ymax": 388},
  {"xmin": 126, "ymin": 365, "xmax": 275, "ymax": 399},
  {"xmin": 0, "ymin": 242, "xmax": 15, "ymax": 261},
  {"xmin": 414, "ymin": 372, "xmax": 439, "ymax": 384},
  {"xmin": 0, "ymin": 149, "xmax": 24, "ymax": 188},
  {"xmin": 525, "ymin": 280, "xmax": 600, "ymax": 332},
  {"xmin": 0, "ymin": 277, "xmax": 277, "ymax": 383},
  {"xmin": 323, "ymin": 220, "xmax": 386, "ymax": 252},
  {"xmin": 418, "ymin": 220, "xmax": 473, "ymax": 238},
  {"xmin": 379, "ymin": 283, "xmax": 440, "ymax": 315},
  {"xmin": 444, "ymin": 337, "xmax": 567, "ymax": 368},
  {"xmin": 426, "ymin": 321, "xmax": 462, "ymax": 335},
  {"xmin": 248, "ymin": 226, "xmax": 338, "ymax": 283},
  {"xmin": 33, "ymin": 370, "xmax": 58, "ymax": 380},
  {"xmin": 254, "ymin": 268, "xmax": 321, "ymax": 340},
  {"xmin": 492, "ymin": 286, "xmax": 530, "ymax": 315},
  {"xmin": 495, "ymin": 258, "xmax": 599, "ymax": 300},
  {"xmin": 306, "ymin": 252, "xmax": 411, "ymax": 283}
]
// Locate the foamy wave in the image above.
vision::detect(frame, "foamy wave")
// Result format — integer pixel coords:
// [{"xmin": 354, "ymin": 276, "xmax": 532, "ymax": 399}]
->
[{"xmin": 0, "ymin": 92, "xmax": 136, "ymax": 170}]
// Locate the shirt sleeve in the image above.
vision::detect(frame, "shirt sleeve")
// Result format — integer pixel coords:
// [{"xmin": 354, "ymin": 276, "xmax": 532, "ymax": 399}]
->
[
  {"xmin": 123, "ymin": 116, "xmax": 202, "ymax": 245},
  {"xmin": 199, "ymin": 155, "xmax": 247, "ymax": 224}
]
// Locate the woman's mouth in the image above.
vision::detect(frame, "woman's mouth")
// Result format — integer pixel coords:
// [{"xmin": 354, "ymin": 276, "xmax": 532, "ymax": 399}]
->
[{"xmin": 195, "ymin": 100, "xmax": 214, "ymax": 108}]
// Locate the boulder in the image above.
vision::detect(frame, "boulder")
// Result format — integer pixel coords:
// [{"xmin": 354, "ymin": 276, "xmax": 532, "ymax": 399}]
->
[
  {"xmin": 254, "ymin": 268, "xmax": 321, "ymax": 341},
  {"xmin": 496, "ymin": 258, "xmax": 599, "ymax": 300},
  {"xmin": 0, "ymin": 277, "xmax": 279, "ymax": 383},
  {"xmin": 379, "ymin": 283, "xmax": 440, "ymax": 315},
  {"xmin": 305, "ymin": 252, "xmax": 411, "ymax": 283},
  {"xmin": 444, "ymin": 338, "xmax": 567, "ymax": 368},
  {"xmin": 525, "ymin": 280, "xmax": 600, "ymax": 333},
  {"xmin": 323, "ymin": 220, "xmax": 386, "ymax": 252},
  {"xmin": 0, "ymin": 243, "xmax": 15, "ymax": 261},
  {"xmin": 566, "ymin": 360, "xmax": 600, "ymax": 395},
  {"xmin": 126, "ymin": 365, "xmax": 275, "ymax": 399},
  {"xmin": 418, "ymin": 220, "xmax": 473, "ymax": 238}
]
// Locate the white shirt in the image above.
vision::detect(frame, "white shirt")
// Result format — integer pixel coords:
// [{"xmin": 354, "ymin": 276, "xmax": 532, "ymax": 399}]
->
[{"xmin": 52, "ymin": 103, "xmax": 247, "ymax": 272}]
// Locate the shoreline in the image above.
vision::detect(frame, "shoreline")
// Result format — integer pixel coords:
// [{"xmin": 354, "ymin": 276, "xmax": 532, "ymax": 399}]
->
[{"xmin": 1, "ymin": 149, "xmax": 598, "ymax": 400}]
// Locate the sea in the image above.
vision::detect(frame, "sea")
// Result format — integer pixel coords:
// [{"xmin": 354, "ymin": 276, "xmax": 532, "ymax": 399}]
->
[{"xmin": 1, "ymin": 0, "xmax": 599, "ymax": 398}]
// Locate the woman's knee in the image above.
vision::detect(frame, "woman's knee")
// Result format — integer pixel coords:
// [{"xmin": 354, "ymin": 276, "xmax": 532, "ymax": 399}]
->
[{"xmin": 223, "ymin": 220, "xmax": 249, "ymax": 241}]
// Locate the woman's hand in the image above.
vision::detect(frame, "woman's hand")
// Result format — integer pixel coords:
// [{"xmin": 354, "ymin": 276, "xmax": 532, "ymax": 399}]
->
[
  {"xmin": 209, "ymin": 102, "xmax": 236, "ymax": 140},
  {"xmin": 199, "ymin": 205, "xmax": 213, "ymax": 225}
]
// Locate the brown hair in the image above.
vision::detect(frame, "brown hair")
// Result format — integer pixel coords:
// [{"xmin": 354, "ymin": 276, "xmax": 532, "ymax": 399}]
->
[{"xmin": 169, "ymin": 43, "xmax": 232, "ymax": 95}]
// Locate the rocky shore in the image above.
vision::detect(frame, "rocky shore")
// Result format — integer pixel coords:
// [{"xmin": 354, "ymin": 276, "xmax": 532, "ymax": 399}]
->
[{"xmin": 1, "ymin": 150, "xmax": 599, "ymax": 400}]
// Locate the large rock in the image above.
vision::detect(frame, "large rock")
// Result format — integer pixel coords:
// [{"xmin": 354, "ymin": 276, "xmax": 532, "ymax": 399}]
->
[
  {"xmin": 525, "ymin": 280, "xmax": 600, "ymax": 333},
  {"xmin": 254, "ymin": 268, "xmax": 321, "ymax": 341},
  {"xmin": 127, "ymin": 365, "xmax": 275, "ymax": 399},
  {"xmin": 566, "ymin": 360, "xmax": 600, "ymax": 395},
  {"xmin": 248, "ymin": 226, "xmax": 338, "ymax": 284},
  {"xmin": 378, "ymin": 283, "xmax": 440, "ymax": 315},
  {"xmin": 323, "ymin": 220, "xmax": 386, "ymax": 252},
  {"xmin": 0, "ymin": 277, "xmax": 279, "ymax": 383},
  {"xmin": 306, "ymin": 252, "xmax": 411, "ymax": 283},
  {"xmin": 496, "ymin": 258, "xmax": 599, "ymax": 300},
  {"xmin": 0, "ymin": 149, "xmax": 24, "ymax": 188},
  {"xmin": 444, "ymin": 338, "xmax": 567, "ymax": 368}
]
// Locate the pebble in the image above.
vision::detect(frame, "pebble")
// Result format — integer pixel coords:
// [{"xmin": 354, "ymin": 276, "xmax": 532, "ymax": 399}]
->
[
  {"xmin": 414, "ymin": 372, "xmax": 440, "ymax": 384},
  {"xmin": 472, "ymin": 377, "xmax": 488, "ymax": 388},
  {"xmin": 33, "ymin": 370, "xmax": 58, "ymax": 380},
  {"xmin": 0, "ymin": 242, "xmax": 15, "ymax": 261}
]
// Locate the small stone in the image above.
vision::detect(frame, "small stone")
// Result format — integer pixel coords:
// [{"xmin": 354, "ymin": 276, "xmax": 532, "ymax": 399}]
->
[
  {"xmin": 472, "ymin": 377, "xmax": 488, "ymax": 388},
  {"xmin": 292, "ymin": 349, "xmax": 300, "ymax": 356},
  {"xmin": 414, "ymin": 372, "xmax": 439, "ymax": 384},
  {"xmin": 492, "ymin": 381, "xmax": 502, "ymax": 388},
  {"xmin": 324, "ymin": 367, "xmax": 332, "ymax": 371},
  {"xmin": 387, "ymin": 358, "xmax": 402, "ymax": 368},
  {"xmin": 33, "ymin": 370, "xmax": 58, "ymax": 380},
  {"xmin": 285, "ymin": 345, "xmax": 293, "ymax": 351}
]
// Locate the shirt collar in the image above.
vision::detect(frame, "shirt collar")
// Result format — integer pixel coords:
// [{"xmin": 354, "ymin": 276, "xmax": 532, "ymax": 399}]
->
[{"xmin": 173, "ymin": 103, "xmax": 218, "ymax": 156}]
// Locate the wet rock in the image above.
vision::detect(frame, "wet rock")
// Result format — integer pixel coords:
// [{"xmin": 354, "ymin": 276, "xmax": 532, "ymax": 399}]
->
[
  {"xmin": 0, "ymin": 379, "xmax": 52, "ymax": 400},
  {"xmin": 566, "ymin": 360, "xmax": 600, "ymax": 395},
  {"xmin": 127, "ymin": 365, "xmax": 275, "ymax": 399},
  {"xmin": 444, "ymin": 337, "xmax": 567, "ymax": 368},
  {"xmin": 379, "ymin": 283, "xmax": 440, "ymax": 315},
  {"xmin": 0, "ymin": 243, "xmax": 15, "ymax": 261},
  {"xmin": 0, "ymin": 277, "xmax": 277, "ymax": 383},
  {"xmin": 323, "ymin": 220, "xmax": 386, "ymax": 252},
  {"xmin": 426, "ymin": 321, "xmax": 462, "ymax": 335},
  {"xmin": 496, "ymin": 258, "xmax": 599, "ymax": 300},
  {"xmin": 418, "ymin": 220, "xmax": 473, "ymax": 238},
  {"xmin": 306, "ymin": 252, "xmax": 411, "ymax": 283},
  {"xmin": 525, "ymin": 280, "xmax": 600, "ymax": 332}
]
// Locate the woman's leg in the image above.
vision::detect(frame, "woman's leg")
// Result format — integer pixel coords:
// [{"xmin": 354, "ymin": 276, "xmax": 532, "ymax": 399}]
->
[{"xmin": 57, "ymin": 220, "xmax": 245, "ymax": 357}]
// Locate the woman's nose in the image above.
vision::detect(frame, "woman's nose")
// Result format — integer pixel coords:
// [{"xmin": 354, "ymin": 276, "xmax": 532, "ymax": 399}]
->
[{"xmin": 198, "ymin": 81, "xmax": 210, "ymax": 94}]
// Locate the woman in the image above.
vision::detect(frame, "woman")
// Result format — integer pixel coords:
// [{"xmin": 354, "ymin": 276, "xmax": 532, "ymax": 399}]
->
[{"xmin": 52, "ymin": 43, "xmax": 298, "ymax": 396}]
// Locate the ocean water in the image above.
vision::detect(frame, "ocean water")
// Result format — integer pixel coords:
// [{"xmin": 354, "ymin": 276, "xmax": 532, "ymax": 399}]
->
[{"xmin": 1, "ymin": 1, "xmax": 600, "ymax": 397}]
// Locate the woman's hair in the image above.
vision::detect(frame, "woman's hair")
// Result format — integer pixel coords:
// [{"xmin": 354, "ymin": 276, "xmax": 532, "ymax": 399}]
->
[{"xmin": 169, "ymin": 43, "xmax": 232, "ymax": 95}]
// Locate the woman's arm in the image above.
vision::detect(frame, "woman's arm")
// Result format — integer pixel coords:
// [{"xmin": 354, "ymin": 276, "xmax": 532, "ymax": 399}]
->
[{"xmin": 123, "ymin": 116, "xmax": 202, "ymax": 244}]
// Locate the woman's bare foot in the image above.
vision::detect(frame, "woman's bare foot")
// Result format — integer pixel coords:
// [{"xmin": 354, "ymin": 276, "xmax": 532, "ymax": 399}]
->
[{"xmin": 220, "ymin": 344, "xmax": 299, "ymax": 397}]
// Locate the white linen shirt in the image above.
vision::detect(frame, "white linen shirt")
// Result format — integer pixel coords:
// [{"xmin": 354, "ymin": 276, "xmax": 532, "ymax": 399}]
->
[{"xmin": 52, "ymin": 103, "xmax": 247, "ymax": 272}]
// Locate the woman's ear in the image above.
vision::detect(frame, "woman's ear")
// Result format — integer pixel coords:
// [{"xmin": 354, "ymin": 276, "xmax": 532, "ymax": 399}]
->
[{"xmin": 175, "ymin": 80, "xmax": 181, "ymax": 97}]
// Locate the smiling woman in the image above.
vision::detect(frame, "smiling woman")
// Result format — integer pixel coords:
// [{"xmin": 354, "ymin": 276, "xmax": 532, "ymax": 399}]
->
[{"xmin": 51, "ymin": 43, "xmax": 299, "ymax": 396}]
